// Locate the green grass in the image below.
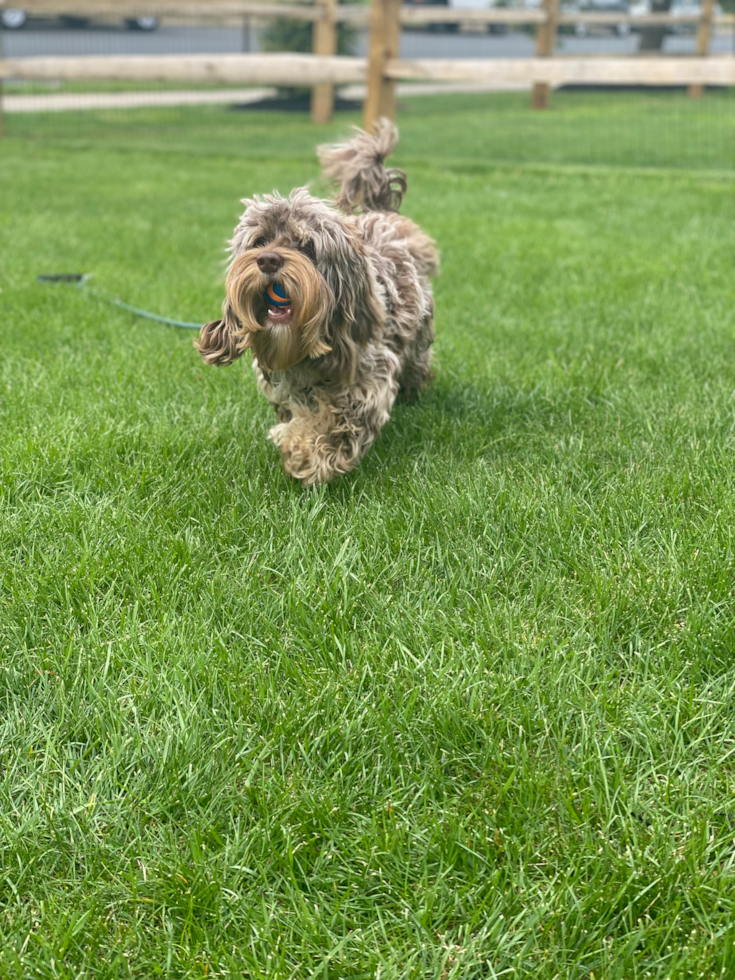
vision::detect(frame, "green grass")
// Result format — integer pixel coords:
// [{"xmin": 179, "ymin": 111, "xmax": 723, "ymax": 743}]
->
[
  {"xmin": 1, "ymin": 94, "xmax": 735, "ymax": 978},
  {"xmin": 4, "ymin": 87, "xmax": 734, "ymax": 170}
]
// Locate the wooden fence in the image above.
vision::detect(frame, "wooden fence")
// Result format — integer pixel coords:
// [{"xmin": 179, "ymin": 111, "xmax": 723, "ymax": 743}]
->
[{"xmin": 0, "ymin": 0, "xmax": 733, "ymax": 137}]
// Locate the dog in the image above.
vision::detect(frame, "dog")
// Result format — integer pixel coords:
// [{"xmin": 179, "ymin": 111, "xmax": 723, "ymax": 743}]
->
[{"xmin": 196, "ymin": 119, "xmax": 439, "ymax": 486}]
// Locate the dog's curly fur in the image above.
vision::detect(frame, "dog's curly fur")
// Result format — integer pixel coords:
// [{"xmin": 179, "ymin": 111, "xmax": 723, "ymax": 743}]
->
[{"xmin": 196, "ymin": 119, "xmax": 439, "ymax": 486}]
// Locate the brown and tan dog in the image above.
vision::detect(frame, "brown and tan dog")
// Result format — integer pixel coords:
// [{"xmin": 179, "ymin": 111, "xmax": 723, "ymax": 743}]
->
[{"xmin": 197, "ymin": 119, "xmax": 439, "ymax": 486}]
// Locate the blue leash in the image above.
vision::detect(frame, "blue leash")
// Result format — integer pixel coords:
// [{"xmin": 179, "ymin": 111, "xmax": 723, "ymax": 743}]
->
[{"xmin": 37, "ymin": 273, "xmax": 202, "ymax": 331}]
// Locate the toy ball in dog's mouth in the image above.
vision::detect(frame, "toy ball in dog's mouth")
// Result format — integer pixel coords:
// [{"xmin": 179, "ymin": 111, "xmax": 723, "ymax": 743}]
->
[{"xmin": 265, "ymin": 282, "xmax": 293, "ymax": 323}]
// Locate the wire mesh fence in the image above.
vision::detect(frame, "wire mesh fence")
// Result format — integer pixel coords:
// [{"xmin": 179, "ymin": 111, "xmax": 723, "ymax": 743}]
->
[{"xmin": 1, "ymin": 2, "xmax": 733, "ymax": 170}]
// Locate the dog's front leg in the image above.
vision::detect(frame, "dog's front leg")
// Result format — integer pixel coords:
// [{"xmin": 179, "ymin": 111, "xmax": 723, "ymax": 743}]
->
[
  {"xmin": 269, "ymin": 351, "xmax": 400, "ymax": 486},
  {"xmin": 253, "ymin": 360, "xmax": 293, "ymax": 422}
]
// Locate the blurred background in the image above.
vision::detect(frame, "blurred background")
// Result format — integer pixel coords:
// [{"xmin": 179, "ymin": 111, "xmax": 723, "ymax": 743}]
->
[{"xmin": 1, "ymin": 0, "xmax": 732, "ymax": 172}]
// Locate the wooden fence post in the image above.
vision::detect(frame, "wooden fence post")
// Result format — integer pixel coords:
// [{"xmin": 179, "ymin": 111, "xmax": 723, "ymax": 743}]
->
[
  {"xmin": 688, "ymin": 0, "xmax": 714, "ymax": 98},
  {"xmin": 531, "ymin": 0, "xmax": 559, "ymax": 110},
  {"xmin": 364, "ymin": 0, "xmax": 401, "ymax": 131},
  {"xmin": 311, "ymin": 0, "xmax": 337, "ymax": 123}
]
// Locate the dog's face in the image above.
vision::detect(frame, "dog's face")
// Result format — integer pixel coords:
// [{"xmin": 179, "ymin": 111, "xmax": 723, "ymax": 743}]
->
[{"xmin": 197, "ymin": 189, "xmax": 385, "ymax": 377}]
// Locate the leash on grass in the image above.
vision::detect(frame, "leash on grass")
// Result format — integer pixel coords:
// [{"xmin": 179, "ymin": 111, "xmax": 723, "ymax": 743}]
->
[{"xmin": 37, "ymin": 273, "xmax": 203, "ymax": 331}]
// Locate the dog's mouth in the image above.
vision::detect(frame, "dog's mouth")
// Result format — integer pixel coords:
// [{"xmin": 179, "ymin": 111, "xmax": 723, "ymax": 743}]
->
[
  {"xmin": 263, "ymin": 279, "xmax": 295, "ymax": 325},
  {"xmin": 266, "ymin": 303, "xmax": 294, "ymax": 324}
]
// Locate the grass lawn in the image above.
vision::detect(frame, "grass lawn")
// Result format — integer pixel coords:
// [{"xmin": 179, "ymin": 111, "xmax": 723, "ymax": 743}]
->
[
  {"xmin": 1, "ymin": 93, "xmax": 735, "ymax": 978},
  {"xmin": 4, "ymin": 88, "xmax": 735, "ymax": 170}
]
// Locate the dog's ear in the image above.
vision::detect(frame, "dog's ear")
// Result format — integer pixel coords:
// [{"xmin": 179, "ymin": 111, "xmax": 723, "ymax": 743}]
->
[
  {"xmin": 317, "ymin": 241, "xmax": 385, "ymax": 384},
  {"xmin": 343, "ymin": 273, "xmax": 386, "ymax": 347},
  {"xmin": 325, "ymin": 232, "xmax": 385, "ymax": 364},
  {"xmin": 195, "ymin": 301, "xmax": 246, "ymax": 366}
]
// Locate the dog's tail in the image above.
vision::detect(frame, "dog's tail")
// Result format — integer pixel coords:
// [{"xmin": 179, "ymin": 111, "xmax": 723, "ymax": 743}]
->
[{"xmin": 318, "ymin": 118, "xmax": 407, "ymax": 214}]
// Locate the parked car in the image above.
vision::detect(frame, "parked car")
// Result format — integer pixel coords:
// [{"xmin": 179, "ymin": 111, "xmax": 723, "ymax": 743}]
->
[
  {"xmin": 402, "ymin": 0, "xmax": 510, "ymax": 33},
  {"xmin": 571, "ymin": 0, "xmax": 632, "ymax": 36},
  {"xmin": 0, "ymin": 9, "xmax": 160, "ymax": 30},
  {"xmin": 402, "ymin": 0, "xmax": 457, "ymax": 32},
  {"xmin": 449, "ymin": 0, "xmax": 511, "ymax": 32},
  {"xmin": 628, "ymin": 0, "xmax": 723, "ymax": 33}
]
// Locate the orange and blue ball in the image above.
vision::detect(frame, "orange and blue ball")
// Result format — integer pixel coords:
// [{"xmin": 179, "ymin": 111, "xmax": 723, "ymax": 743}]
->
[{"xmin": 265, "ymin": 282, "xmax": 291, "ymax": 308}]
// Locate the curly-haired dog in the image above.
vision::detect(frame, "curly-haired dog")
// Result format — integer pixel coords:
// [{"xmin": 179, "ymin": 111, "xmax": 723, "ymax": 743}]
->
[{"xmin": 196, "ymin": 119, "xmax": 439, "ymax": 486}]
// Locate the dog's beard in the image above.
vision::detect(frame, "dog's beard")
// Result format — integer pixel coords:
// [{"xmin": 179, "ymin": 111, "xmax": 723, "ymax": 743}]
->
[{"xmin": 226, "ymin": 247, "xmax": 333, "ymax": 371}]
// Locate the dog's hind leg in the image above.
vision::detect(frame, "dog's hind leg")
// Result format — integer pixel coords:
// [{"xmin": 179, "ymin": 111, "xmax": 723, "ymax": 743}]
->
[{"xmin": 397, "ymin": 311, "xmax": 435, "ymax": 401}]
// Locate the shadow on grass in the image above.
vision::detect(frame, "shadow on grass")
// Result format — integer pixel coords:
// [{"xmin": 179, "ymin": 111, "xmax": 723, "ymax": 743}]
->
[{"xmin": 317, "ymin": 375, "xmax": 558, "ymax": 501}]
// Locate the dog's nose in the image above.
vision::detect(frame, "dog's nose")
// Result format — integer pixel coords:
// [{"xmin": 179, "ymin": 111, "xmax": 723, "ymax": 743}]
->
[{"xmin": 256, "ymin": 252, "xmax": 283, "ymax": 275}]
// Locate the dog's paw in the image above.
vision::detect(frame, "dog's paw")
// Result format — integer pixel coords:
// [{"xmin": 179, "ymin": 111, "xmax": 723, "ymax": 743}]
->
[{"xmin": 269, "ymin": 420, "xmax": 352, "ymax": 486}]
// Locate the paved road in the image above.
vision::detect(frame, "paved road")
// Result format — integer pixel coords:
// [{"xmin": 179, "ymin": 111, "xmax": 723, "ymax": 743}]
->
[{"xmin": 3, "ymin": 21, "xmax": 732, "ymax": 59}]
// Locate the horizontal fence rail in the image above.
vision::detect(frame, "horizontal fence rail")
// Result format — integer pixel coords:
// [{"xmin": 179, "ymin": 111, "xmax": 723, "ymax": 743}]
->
[
  {"xmin": 0, "ymin": 53, "xmax": 367, "ymax": 85},
  {"xmin": 388, "ymin": 55, "xmax": 735, "ymax": 86},
  {"xmin": 2, "ymin": 52, "xmax": 734, "ymax": 87},
  {"xmin": 1, "ymin": 0, "xmax": 733, "ymax": 135},
  {"xmin": 0, "ymin": 0, "xmax": 328, "ymax": 17},
  {"xmin": 398, "ymin": 7, "xmax": 733, "ymax": 26},
  {"xmin": 1, "ymin": 0, "xmax": 733, "ymax": 27}
]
